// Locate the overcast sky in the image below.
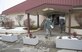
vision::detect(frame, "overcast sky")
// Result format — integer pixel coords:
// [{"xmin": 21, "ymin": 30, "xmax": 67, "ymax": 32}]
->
[{"xmin": 0, "ymin": 0, "xmax": 26, "ymax": 14}]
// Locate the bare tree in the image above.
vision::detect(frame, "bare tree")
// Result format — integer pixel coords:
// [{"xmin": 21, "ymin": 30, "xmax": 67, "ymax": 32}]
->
[
  {"xmin": 15, "ymin": 15, "xmax": 24, "ymax": 26},
  {"xmin": 3, "ymin": 18, "xmax": 14, "ymax": 29}
]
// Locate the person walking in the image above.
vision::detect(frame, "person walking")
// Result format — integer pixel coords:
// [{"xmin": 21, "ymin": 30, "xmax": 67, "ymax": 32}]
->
[
  {"xmin": 59, "ymin": 18, "xmax": 65, "ymax": 33},
  {"xmin": 44, "ymin": 17, "xmax": 53, "ymax": 38}
]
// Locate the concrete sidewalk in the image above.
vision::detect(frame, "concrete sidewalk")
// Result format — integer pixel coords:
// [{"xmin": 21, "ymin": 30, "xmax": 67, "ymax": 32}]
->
[
  {"xmin": 0, "ymin": 33, "xmax": 55, "ymax": 52},
  {"xmin": 0, "ymin": 30, "xmax": 81, "ymax": 52}
]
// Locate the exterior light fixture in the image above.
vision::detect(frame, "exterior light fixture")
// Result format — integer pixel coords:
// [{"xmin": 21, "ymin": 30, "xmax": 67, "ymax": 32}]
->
[{"xmin": 42, "ymin": 8, "xmax": 54, "ymax": 11}]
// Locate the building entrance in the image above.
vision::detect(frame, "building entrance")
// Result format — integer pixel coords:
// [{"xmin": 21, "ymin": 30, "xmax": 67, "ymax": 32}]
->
[
  {"xmin": 49, "ymin": 14, "xmax": 65, "ymax": 32},
  {"xmin": 51, "ymin": 14, "xmax": 59, "ymax": 26}
]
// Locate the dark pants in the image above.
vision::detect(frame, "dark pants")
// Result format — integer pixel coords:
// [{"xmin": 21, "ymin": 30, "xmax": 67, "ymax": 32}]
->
[{"xmin": 60, "ymin": 25, "xmax": 65, "ymax": 33}]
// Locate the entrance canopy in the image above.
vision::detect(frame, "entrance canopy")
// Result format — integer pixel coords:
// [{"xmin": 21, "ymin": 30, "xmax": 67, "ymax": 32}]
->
[{"xmin": 26, "ymin": 4, "xmax": 73, "ymax": 15}]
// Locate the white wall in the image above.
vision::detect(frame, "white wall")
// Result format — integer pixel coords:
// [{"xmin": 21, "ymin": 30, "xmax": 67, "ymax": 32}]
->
[
  {"xmin": 71, "ymin": 14, "xmax": 79, "ymax": 27},
  {"xmin": 39, "ymin": 15, "xmax": 46, "ymax": 26},
  {"xmin": 65, "ymin": 14, "xmax": 79, "ymax": 33},
  {"xmin": 30, "ymin": 15, "xmax": 45, "ymax": 26},
  {"xmin": 65, "ymin": 15, "xmax": 69, "ymax": 33},
  {"xmin": 6, "ymin": 12, "xmax": 45, "ymax": 27}
]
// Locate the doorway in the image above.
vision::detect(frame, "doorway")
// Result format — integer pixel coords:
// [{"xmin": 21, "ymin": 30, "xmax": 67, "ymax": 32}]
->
[
  {"xmin": 49, "ymin": 14, "xmax": 65, "ymax": 32},
  {"xmin": 51, "ymin": 14, "xmax": 60, "ymax": 26}
]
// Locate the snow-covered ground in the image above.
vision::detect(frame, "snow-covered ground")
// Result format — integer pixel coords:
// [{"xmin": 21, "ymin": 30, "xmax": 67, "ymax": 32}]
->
[{"xmin": 0, "ymin": 27, "xmax": 27, "ymax": 34}]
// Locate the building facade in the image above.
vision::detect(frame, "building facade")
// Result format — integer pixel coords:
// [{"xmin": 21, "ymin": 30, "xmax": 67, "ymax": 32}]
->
[{"xmin": 2, "ymin": 0, "xmax": 82, "ymax": 34}]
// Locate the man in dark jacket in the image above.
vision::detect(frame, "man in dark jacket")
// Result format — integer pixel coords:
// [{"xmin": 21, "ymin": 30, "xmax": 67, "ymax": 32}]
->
[{"xmin": 59, "ymin": 18, "xmax": 65, "ymax": 33}]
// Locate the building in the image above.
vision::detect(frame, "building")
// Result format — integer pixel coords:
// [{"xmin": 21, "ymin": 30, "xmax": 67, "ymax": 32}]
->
[{"xmin": 2, "ymin": 0, "xmax": 82, "ymax": 34}]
